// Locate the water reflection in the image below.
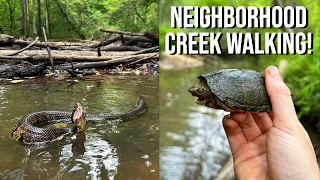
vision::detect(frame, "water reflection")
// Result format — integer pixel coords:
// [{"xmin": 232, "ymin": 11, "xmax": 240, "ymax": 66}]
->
[
  {"xmin": 161, "ymin": 100, "xmax": 231, "ymax": 180},
  {"xmin": 59, "ymin": 132, "xmax": 119, "ymax": 180},
  {"xmin": 0, "ymin": 75, "xmax": 158, "ymax": 179}
]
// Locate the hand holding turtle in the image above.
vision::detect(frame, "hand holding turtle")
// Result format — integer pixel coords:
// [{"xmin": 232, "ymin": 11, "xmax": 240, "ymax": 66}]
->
[{"xmin": 223, "ymin": 66, "xmax": 319, "ymax": 180}]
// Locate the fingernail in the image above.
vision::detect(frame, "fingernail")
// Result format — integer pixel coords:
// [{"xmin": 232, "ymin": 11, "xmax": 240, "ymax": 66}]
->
[
  {"xmin": 268, "ymin": 66, "xmax": 280, "ymax": 79},
  {"xmin": 223, "ymin": 114, "xmax": 231, "ymax": 121}
]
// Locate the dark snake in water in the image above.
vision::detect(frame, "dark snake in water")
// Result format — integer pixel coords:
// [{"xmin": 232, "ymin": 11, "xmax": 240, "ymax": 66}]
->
[{"xmin": 11, "ymin": 96, "xmax": 148, "ymax": 145}]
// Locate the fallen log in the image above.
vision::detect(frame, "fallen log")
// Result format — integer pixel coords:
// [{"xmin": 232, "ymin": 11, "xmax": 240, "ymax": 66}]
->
[
  {"xmin": 132, "ymin": 46, "xmax": 159, "ymax": 55},
  {"xmin": 0, "ymin": 61, "xmax": 45, "ymax": 78},
  {"xmin": 0, "ymin": 55, "xmax": 33, "ymax": 60},
  {"xmin": 143, "ymin": 32, "xmax": 159, "ymax": 43},
  {"xmin": 94, "ymin": 36, "xmax": 121, "ymax": 48},
  {"xmin": 100, "ymin": 29, "xmax": 144, "ymax": 36},
  {"xmin": 127, "ymin": 53, "xmax": 158, "ymax": 66},
  {"xmin": 61, "ymin": 53, "xmax": 158, "ymax": 70},
  {"xmin": 6, "ymin": 37, "xmax": 39, "ymax": 56},
  {"xmin": 123, "ymin": 36, "xmax": 153, "ymax": 44},
  {"xmin": 14, "ymin": 40, "xmax": 61, "ymax": 50},
  {"xmin": 0, "ymin": 34, "xmax": 15, "ymax": 46},
  {"xmin": 101, "ymin": 46, "xmax": 143, "ymax": 52},
  {"xmin": 95, "ymin": 35, "xmax": 153, "ymax": 48},
  {"xmin": 0, "ymin": 54, "xmax": 121, "ymax": 61},
  {"xmin": 1, "ymin": 38, "xmax": 97, "ymax": 51}
]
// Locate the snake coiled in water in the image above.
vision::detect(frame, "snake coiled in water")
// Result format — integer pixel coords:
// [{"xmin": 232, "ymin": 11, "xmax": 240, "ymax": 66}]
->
[{"xmin": 11, "ymin": 96, "xmax": 148, "ymax": 144}]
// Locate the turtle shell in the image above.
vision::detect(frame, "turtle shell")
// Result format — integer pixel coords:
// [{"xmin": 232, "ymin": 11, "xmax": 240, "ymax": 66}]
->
[{"xmin": 199, "ymin": 69, "xmax": 271, "ymax": 112}]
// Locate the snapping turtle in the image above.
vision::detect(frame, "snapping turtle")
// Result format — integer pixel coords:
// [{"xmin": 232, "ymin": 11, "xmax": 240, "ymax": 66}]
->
[{"xmin": 189, "ymin": 69, "xmax": 271, "ymax": 112}]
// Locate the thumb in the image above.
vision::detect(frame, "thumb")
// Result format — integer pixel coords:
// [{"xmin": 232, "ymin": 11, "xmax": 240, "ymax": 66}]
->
[{"xmin": 265, "ymin": 66, "xmax": 299, "ymax": 125}]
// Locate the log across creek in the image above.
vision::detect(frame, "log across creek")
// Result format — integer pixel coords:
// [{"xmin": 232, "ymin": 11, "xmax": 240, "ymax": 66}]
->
[{"xmin": 0, "ymin": 30, "xmax": 159, "ymax": 78}]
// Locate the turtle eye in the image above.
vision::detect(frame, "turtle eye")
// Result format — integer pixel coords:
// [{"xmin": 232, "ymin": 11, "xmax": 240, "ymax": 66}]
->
[{"xmin": 198, "ymin": 88, "xmax": 203, "ymax": 93}]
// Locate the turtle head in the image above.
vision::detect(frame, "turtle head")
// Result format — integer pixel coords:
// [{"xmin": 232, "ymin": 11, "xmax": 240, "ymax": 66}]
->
[
  {"xmin": 188, "ymin": 80, "xmax": 211, "ymax": 105},
  {"xmin": 71, "ymin": 103, "xmax": 86, "ymax": 132}
]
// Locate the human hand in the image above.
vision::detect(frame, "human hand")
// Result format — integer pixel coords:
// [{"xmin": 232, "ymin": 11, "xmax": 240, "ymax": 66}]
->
[{"xmin": 222, "ymin": 66, "xmax": 320, "ymax": 180}]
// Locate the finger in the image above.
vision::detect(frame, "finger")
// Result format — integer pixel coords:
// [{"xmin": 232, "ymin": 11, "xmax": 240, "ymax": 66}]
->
[
  {"xmin": 264, "ymin": 66, "xmax": 300, "ymax": 128},
  {"xmin": 230, "ymin": 112, "xmax": 262, "ymax": 142},
  {"xmin": 268, "ymin": 111, "xmax": 274, "ymax": 119},
  {"xmin": 303, "ymin": 129, "xmax": 314, "ymax": 148},
  {"xmin": 223, "ymin": 114, "xmax": 247, "ymax": 154},
  {"xmin": 251, "ymin": 112, "xmax": 273, "ymax": 133}
]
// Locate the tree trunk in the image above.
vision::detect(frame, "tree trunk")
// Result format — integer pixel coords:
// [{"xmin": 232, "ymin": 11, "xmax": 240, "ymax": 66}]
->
[
  {"xmin": 45, "ymin": 0, "xmax": 51, "ymax": 37},
  {"xmin": 32, "ymin": 0, "xmax": 37, "ymax": 35},
  {"xmin": 20, "ymin": 0, "xmax": 26, "ymax": 37},
  {"xmin": 37, "ymin": 0, "xmax": 41, "ymax": 36},
  {"xmin": 25, "ymin": 0, "xmax": 30, "ymax": 37},
  {"xmin": 7, "ymin": 0, "xmax": 14, "ymax": 30}
]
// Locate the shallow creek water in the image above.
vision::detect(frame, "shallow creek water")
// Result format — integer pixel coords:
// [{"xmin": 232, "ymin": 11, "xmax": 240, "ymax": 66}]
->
[{"xmin": 0, "ymin": 75, "xmax": 159, "ymax": 180}]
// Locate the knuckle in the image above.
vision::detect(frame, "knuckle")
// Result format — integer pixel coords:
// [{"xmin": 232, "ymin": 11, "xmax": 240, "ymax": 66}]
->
[{"xmin": 277, "ymin": 85, "xmax": 292, "ymax": 97}]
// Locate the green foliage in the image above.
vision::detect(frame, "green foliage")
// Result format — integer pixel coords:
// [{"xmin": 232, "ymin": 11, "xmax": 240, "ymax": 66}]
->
[
  {"xmin": 102, "ymin": 0, "xmax": 158, "ymax": 32},
  {"xmin": 284, "ymin": 31, "xmax": 320, "ymax": 127},
  {"xmin": 282, "ymin": 1, "xmax": 320, "ymax": 128},
  {"xmin": 0, "ymin": 0, "xmax": 158, "ymax": 38}
]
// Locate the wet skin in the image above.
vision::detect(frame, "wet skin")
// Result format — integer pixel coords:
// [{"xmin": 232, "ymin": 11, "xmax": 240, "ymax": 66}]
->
[{"xmin": 72, "ymin": 103, "xmax": 86, "ymax": 133}]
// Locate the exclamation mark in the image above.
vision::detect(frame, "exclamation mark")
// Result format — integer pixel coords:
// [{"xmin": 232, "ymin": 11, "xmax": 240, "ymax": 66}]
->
[{"xmin": 308, "ymin": 33, "xmax": 313, "ymax": 54}]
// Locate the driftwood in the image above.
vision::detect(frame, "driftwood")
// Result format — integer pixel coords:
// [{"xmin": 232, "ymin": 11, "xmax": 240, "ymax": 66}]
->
[
  {"xmin": 132, "ymin": 46, "xmax": 159, "ymax": 55},
  {"xmin": 126, "ymin": 53, "xmax": 158, "ymax": 66},
  {"xmin": 6, "ymin": 37, "xmax": 39, "ymax": 56},
  {"xmin": 14, "ymin": 39, "xmax": 61, "ymax": 49},
  {"xmin": 61, "ymin": 53, "xmax": 158, "ymax": 70},
  {"xmin": 100, "ymin": 29, "xmax": 144, "ymax": 36},
  {"xmin": 4, "ymin": 37, "xmax": 83, "ymax": 50},
  {"xmin": 0, "ymin": 55, "xmax": 120, "ymax": 61},
  {"xmin": 0, "ymin": 29, "xmax": 159, "ymax": 78},
  {"xmin": 123, "ymin": 36, "xmax": 153, "ymax": 44},
  {"xmin": 94, "ymin": 36, "xmax": 121, "ymax": 48},
  {"xmin": 94, "ymin": 35, "xmax": 153, "ymax": 48},
  {"xmin": 0, "ymin": 61, "xmax": 45, "ymax": 78},
  {"xmin": 101, "ymin": 46, "xmax": 143, "ymax": 52}
]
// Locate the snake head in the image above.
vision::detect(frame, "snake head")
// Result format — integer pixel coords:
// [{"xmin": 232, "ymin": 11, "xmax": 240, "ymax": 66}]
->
[{"xmin": 71, "ymin": 103, "xmax": 86, "ymax": 125}]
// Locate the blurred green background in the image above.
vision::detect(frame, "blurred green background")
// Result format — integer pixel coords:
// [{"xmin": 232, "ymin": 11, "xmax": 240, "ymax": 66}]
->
[
  {"xmin": 0, "ymin": 0, "xmax": 158, "ymax": 38},
  {"xmin": 160, "ymin": 0, "xmax": 320, "ymax": 128}
]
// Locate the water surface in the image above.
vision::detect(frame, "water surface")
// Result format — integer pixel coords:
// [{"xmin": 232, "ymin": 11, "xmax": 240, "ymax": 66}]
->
[{"xmin": 0, "ymin": 75, "xmax": 159, "ymax": 180}]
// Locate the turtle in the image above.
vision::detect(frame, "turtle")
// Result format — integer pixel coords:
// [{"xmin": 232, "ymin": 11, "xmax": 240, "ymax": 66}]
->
[{"xmin": 188, "ymin": 69, "xmax": 271, "ymax": 112}]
